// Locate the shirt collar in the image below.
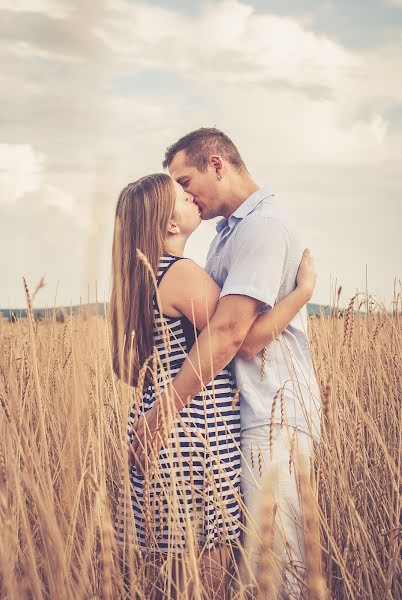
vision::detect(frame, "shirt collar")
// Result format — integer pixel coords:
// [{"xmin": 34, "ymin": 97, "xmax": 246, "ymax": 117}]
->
[{"xmin": 215, "ymin": 186, "xmax": 274, "ymax": 232}]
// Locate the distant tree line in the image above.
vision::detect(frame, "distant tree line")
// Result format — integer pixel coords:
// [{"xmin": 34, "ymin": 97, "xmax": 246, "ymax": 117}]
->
[{"xmin": 1, "ymin": 302, "xmax": 335, "ymax": 323}]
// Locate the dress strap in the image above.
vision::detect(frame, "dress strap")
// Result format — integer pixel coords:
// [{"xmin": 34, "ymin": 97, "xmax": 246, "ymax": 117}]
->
[{"xmin": 156, "ymin": 253, "xmax": 189, "ymax": 286}]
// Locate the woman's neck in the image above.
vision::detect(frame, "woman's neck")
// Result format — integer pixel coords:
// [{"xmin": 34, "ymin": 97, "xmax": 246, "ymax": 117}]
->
[{"xmin": 164, "ymin": 236, "xmax": 187, "ymax": 257}]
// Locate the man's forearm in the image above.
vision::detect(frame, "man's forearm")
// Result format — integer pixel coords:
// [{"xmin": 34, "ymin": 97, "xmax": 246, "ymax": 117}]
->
[
  {"xmin": 238, "ymin": 286, "xmax": 310, "ymax": 360},
  {"xmin": 164, "ymin": 323, "xmax": 242, "ymax": 411}
]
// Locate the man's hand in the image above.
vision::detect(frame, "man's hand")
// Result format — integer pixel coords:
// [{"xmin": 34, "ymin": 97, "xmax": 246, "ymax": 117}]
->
[{"xmin": 129, "ymin": 397, "xmax": 175, "ymax": 474}]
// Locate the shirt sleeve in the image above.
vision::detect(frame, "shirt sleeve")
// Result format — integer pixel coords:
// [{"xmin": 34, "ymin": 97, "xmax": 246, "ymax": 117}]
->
[{"xmin": 220, "ymin": 216, "xmax": 289, "ymax": 312}]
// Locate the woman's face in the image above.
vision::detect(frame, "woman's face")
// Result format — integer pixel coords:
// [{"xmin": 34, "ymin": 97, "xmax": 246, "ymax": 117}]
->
[{"xmin": 171, "ymin": 179, "xmax": 202, "ymax": 234}]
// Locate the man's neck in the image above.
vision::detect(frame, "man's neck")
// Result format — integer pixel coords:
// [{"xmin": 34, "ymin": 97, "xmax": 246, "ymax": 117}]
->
[{"xmin": 222, "ymin": 178, "xmax": 259, "ymax": 219}]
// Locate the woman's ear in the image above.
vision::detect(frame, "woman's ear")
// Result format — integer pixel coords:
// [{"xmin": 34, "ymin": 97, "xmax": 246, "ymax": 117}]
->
[{"xmin": 167, "ymin": 219, "xmax": 181, "ymax": 235}]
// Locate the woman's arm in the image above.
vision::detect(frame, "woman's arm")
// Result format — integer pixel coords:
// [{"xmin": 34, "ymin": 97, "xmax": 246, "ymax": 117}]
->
[{"xmin": 237, "ymin": 249, "xmax": 316, "ymax": 360}]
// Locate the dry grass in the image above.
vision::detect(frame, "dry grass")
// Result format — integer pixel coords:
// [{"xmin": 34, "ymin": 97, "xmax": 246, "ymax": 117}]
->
[{"xmin": 0, "ymin": 292, "xmax": 400, "ymax": 599}]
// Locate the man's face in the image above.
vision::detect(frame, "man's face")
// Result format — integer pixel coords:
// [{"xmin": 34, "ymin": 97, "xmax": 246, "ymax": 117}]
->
[{"xmin": 168, "ymin": 150, "xmax": 222, "ymax": 220}]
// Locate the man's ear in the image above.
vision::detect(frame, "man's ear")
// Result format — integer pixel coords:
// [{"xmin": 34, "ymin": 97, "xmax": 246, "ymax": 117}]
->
[
  {"xmin": 209, "ymin": 155, "xmax": 224, "ymax": 178},
  {"xmin": 167, "ymin": 220, "xmax": 181, "ymax": 235}
]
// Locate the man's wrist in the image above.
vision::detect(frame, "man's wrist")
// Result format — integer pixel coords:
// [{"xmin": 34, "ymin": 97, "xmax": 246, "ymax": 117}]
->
[
  {"xmin": 158, "ymin": 384, "xmax": 189, "ymax": 415},
  {"xmin": 171, "ymin": 387, "xmax": 191, "ymax": 412},
  {"xmin": 295, "ymin": 284, "xmax": 312, "ymax": 303}
]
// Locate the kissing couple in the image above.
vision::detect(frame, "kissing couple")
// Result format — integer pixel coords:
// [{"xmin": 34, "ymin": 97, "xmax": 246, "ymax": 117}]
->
[{"xmin": 112, "ymin": 128, "xmax": 321, "ymax": 599}]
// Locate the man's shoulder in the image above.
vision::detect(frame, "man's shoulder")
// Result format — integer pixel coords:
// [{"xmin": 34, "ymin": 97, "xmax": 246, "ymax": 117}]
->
[{"xmin": 243, "ymin": 197, "xmax": 297, "ymax": 233}]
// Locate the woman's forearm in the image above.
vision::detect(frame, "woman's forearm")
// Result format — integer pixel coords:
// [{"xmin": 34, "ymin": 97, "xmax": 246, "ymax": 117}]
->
[{"xmin": 237, "ymin": 287, "xmax": 310, "ymax": 360}]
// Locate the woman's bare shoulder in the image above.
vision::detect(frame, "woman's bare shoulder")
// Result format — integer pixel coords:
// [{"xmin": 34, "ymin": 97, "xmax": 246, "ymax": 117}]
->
[{"xmin": 158, "ymin": 258, "xmax": 221, "ymax": 326}]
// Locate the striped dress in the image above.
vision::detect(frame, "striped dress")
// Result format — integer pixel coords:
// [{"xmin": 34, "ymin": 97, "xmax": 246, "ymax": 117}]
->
[{"xmin": 115, "ymin": 253, "xmax": 241, "ymax": 553}]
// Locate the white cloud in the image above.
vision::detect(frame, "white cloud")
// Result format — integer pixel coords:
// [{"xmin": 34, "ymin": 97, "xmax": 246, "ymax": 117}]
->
[
  {"xmin": 384, "ymin": 0, "xmax": 402, "ymax": 7},
  {"xmin": 0, "ymin": 144, "xmax": 81, "ymax": 227},
  {"xmin": 40, "ymin": 183, "xmax": 78, "ymax": 216},
  {"xmin": 0, "ymin": 144, "xmax": 43, "ymax": 204},
  {"xmin": 0, "ymin": 0, "xmax": 71, "ymax": 19},
  {"xmin": 97, "ymin": 0, "xmax": 356, "ymax": 90},
  {"xmin": 93, "ymin": 0, "xmax": 399, "ymax": 167}
]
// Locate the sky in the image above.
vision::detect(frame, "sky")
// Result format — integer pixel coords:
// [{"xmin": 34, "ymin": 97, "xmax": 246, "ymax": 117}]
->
[{"xmin": 1, "ymin": 0, "xmax": 401, "ymax": 310}]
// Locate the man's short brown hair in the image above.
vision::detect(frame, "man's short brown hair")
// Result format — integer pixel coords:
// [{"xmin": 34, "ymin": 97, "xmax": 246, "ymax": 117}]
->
[{"xmin": 162, "ymin": 127, "xmax": 247, "ymax": 173}]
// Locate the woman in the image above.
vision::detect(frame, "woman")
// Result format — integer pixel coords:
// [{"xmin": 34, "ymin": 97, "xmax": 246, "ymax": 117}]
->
[{"xmin": 111, "ymin": 173, "xmax": 315, "ymax": 597}]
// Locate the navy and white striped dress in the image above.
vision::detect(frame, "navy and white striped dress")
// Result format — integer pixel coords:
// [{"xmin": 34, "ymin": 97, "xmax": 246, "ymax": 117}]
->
[{"xmin": 116, "ymin": 253, "xmax": 241, "ymax": 553}]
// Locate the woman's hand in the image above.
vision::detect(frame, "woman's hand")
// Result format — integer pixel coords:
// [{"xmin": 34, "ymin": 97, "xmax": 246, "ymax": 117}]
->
[{"xmin": 296, "ymin": 248, "xmax": 316, "ymax": 301}]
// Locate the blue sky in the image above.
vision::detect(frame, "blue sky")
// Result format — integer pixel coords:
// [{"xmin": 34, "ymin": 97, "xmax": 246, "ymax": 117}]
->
[{"xmin": 0, "ymin": 0, "xmax": 401, "ymax": 309}]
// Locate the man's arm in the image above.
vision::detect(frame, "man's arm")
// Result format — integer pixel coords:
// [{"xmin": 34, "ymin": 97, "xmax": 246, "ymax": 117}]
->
[
  {"xmin": 130, "ymin": 294, "xmax": 261, "ymax": 469},
  {"xmin": 165, "ymin": 293, "xmax": 262, "ymax": 410},
  {"xmin": 237, "ymin": 287, "xmax": 309, "ymax": 360}
]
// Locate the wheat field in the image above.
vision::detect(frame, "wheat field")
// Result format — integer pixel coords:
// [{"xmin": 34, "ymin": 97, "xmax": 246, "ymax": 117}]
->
[{"xmin": 0, "ymin": 290, "xmax": 400, "ymax": 599}]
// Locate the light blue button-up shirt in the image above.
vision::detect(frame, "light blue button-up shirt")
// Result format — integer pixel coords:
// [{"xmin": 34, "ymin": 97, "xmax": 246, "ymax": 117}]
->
[{"xmin": 205, "ymin": 186, "xmax": 321, "ymax": 440}]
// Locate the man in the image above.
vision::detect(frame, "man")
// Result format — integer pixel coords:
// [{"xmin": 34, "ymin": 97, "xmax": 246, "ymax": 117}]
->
[{"xmin": 134, "ymin": 128, "xmax": 321, "ymax": 598}]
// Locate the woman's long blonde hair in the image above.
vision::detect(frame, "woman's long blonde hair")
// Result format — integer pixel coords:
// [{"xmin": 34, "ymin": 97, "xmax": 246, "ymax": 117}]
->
[{"xmin": 110, "ymin": 173, "xmax": 175, "ymax": 386}]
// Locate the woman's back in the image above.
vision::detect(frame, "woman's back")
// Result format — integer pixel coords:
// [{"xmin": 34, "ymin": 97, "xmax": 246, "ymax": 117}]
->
[{"xmin": 152, "ymin": 253, "xmax": 199, "ymax": 379}]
